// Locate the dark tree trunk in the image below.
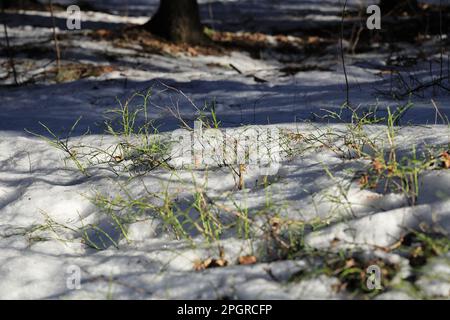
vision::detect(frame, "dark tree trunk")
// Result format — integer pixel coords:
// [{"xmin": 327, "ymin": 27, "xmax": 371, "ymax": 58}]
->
[
  {"xmin": 145, "ymin": 0, "xmax": 208, "ymax": 45},
  {"xmin": 380, "ymin": 0, "xmax": 418, "ymax": 15}
]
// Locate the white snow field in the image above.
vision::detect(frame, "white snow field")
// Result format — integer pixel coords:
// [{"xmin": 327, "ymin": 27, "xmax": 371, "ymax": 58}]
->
[{"xmin": 0, "ymin": 0, "xmax": 449, "ymax": 299}]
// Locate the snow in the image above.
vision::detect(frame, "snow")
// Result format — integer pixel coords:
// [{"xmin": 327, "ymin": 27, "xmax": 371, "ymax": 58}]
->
[
  {"xmin": 0, "ymin": 0, "xmax": 449, "ymax": 299},
  {"xmin": 416, "ymin": 253, "xmax": 450, "ymax": 298}
]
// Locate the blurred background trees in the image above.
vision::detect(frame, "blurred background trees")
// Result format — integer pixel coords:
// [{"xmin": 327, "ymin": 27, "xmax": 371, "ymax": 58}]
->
[{"xmin": 380, "ymin": 0, "xmax": 419, "ymax": 14}]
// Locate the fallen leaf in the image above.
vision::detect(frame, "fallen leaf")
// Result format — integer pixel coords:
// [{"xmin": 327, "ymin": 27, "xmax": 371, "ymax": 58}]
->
[
  {"xmin": 194, "ymin": 258, "xmax": 211, "ymax": 271},
  {"xmin": 286, "ymin": 131, "xmax": 304, "ymax": 141},
  {"xmin": 345, "ymin": 258, "xmax": 355, "ymax": 268},
  {"xmin": 187, "ymin": 47, "xmax": 198, "ymax": 56},
  {"xmin": 194, "ymin": 257, "xmax": 228, "ymax": 271},
  {"xmin": 372, "ymin": 158, "xmax": 384, "ymax": 174},
  {"xmin": 307, "ymin": 36, "xmax": 320, "ymax": 44},
  {"xmin": 211, "ymin": 258, "xmax": 228, "ymax": 268},
  {"xmin": 113, "ymin": 155, "xmax": 123, "ymax": 163},
  {"xmin": 387, "ymin": 162, "xmax": 397, "ymax": 175},
  {"xmin": 238, "ymin": 255, "xmax": 257, "ymax": 265},
  {"xmin": 94, "ymin": 29, "xmax": 112, "ymax": 38},
  {"xmin": 359, "ymin": 174, "xmax": 369, "ymax": 187},
  {"xmin": 441, "ymin": 151, "xmax": 450, "ymax": 169},
  {"xmin": 330, "ymin": 237, "xmax": 341, "ymax": 247}
]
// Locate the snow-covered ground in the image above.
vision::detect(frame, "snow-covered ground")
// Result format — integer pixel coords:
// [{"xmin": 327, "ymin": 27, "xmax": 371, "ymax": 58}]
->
[{"xmin": 0, "ymin": 0, "xmax": 449, "ymax": 299}]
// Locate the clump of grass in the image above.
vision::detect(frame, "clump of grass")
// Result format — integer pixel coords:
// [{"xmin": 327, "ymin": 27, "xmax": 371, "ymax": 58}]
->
[
  {"xmin": 104, "ymin": 89, "xmax": 173, "ymax": 174},
  {"xmin": 313, "ymin": 101, "xmax": 413, "ymax": 160},
  {"xmin": 288, "ymin": 249, "xmax": 401, "ymax": 299},
  {"xmin": 308, "ymin": 102, "xmax": 450, "ymax": 204},
  {"xmin": 29, "ymin": 88, "xmax": 174, "ymax": 178},
  {"xmin": 26, "ymin": 116, "xmax": 90, "ymax": 176},
  {"xmin": 11, "ymin": 210, "xmax": 123, "ymax": 251},
  {"xmin": 276, "ymin": 219, "xmax": 450, "ymax": 298},
  {"xmin": 358, "ymin": 142, "xmax": 450, "ymax": 205},
  {"xmin": 195, "ymin": 99, "xmax": 221, "ymax": 129},
  {"xmin": 30, "ymin": 85, "xmax": 449, "ymax": 300},
  {"xmin": 359, "ymin": 144, "xmax": 430, "ymax": 205},
  {"xmin": 397, "ymin": 228, "xmax": 450, "ymax": 268}
]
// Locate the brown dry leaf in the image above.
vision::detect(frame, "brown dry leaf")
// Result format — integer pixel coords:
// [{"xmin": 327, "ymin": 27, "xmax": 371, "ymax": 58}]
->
[
  {"xmin": 441, "ymin": 152, "xmax": 450, "ymax": 169},
  {"xmin": 79, "ymin": 65, "xmax": 115, "ymax": 78},
  {"xmin": 307, "ymin": 36, "xmax": 320, "ymax": 44},
  {"xmin": 187, "ymin": 47, "xmax": 199, "ymax": 56},
  {"xmin": 54, "ymin": 63, "xmax": 115, "ymax": 82},
  {"xmin": 94, "ymin": 29, "xmax": 112, "ymax": 38},
  {"xmin": 97, "ymin": 65, "xmax": 115, "ymax": 74},
  {"xmin": 275, "ymin": 34, "xmax": 289, "ymax": 43},
  {"xmin": 285, "ymin": 131, "xmax": 304, "ymax": 142},
  {"xmin": 372, "ymin": 159, "xmax": 384, "ymax": 174},
  {"xmin": 193, "ymin": 258, "xmax": 228, "ymax": 271},
  {"xmin": 212, "ymin": 258, "xmax": 228, "ymax": 268},
  {"xmin": 359, "ymin": 174, "xmax": 369, "ymax": 187},
  {"xmin": 387, "ymin": 164, "xmax": 396, "ymax": 175},
  {"xmin": 345, "ymin": 258, "xmax": 355, "ymax": 268},
  {"xmin": 117, "ymin": 28, "xmax": 223, "ymax": 56},
  {"xmin": 330, "ymin": 237, "xmax": 341, "ymax": 247},
  {"xmin": 113, "ymin": 155, "xmax": 124, "ymax": 163},
  {"xmin": 238, "ymin": 255, "xmax": 257, "ymax": 265},
  {"xmin": 194, "ymin": 258, "xmax": 211, "ymax": 271}
]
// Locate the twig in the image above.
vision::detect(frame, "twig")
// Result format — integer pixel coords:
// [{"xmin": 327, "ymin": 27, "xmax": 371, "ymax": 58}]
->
[
  {"xmin": 49, "ymin": 0, "xmax": 61, "ymax": 74},
  {"xmin": 229, "ymin": 63, "xmax": 243, "ymax": 74},
  {"xmin": 439, "ymin": 0, "xmax": 443, "ymax": 79},
  {"xmin": 340, "ymin": 0, "xmax": 350, "ymax": 105},
  {"xmin": 350, "ymin": 4, "xmax": 365, "ymax": 54},
  {"xmin": 229, "ymin": 63, "xmax": 267, "ymax": 83},
  {"xmin": 1, "ymin": 3, "xmax": 19, "ymax": 85},
  {"xmin": 431, "ymin": 99, "xmax": 447, "ymax": 125},
  {"xmin": 399, "ymin": 76, "xmax": 449, "ymax": 98}
]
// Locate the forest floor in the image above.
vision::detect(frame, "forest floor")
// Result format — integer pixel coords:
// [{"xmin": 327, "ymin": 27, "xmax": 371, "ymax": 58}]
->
[{"xmin": 0, "ymin": 0, "xmax": 449, "ymax": 299}]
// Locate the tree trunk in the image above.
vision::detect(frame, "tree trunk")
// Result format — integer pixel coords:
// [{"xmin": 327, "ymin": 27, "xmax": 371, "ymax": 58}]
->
[
  {"xmin": 145, "ymin": 0, "xmax": 208, "ymax": 45},
  {"xmin": 380, "ymin": 0, "xmax": 418, "ymax": 15}
]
